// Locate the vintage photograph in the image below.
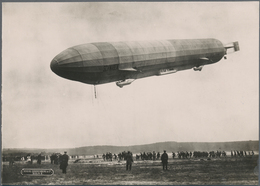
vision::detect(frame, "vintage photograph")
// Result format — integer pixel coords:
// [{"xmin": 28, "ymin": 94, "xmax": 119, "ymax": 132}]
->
[{"xmin": 2, "ymin": 2, "xmax": 259, "ymax": 185}]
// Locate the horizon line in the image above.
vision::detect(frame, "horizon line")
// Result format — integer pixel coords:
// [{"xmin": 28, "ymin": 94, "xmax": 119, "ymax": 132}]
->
[{"xmin": 2, "ymin": 139, "xmax": 258, "ymax": 150}]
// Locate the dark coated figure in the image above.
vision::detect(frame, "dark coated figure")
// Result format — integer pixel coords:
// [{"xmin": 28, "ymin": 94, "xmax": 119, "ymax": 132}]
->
[
  {"xmin": 9, "ymin": 155, "xmax": 14, "ymax": 166},
  {"xmin": 60, "ymin": 151, "xmax": 69, "ymax": 174},
  {"xmin": 172, "ymin": 152, "xmax": 175, "ymax": 159},
  {"xmin": 37, "ymin": 153, "xmax": 42, "ymax": 164},
  {"xmin": 157, "ymin": 152, "xmax": 160, "ymax": 160},
  {"xmin": 161, "ymin": 150, "xmax": 168, "ymax": 170},
  {"xmin": 126, "ymin": 151, "xmax": 133, "ymax": 171},
  {"xmin": 50, "ymin": 153, "xmax": 55, "ymax": 164},
  {"xmin": 54, "ymin": 154, "xmax": 59, "ymax": 165},
  {"xmin": 153, "ymin": 151, "xmax": 156, "ymax": 161}
]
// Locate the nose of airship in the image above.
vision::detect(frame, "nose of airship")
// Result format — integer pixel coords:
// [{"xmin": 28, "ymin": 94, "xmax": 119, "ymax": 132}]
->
[
  {"xmin": 50, "ymin": 58, "xmax": 59, "ymax": 74},
  {"xmin": 50, "ymin": 47, "xmax": 83, "ymax": 77}
]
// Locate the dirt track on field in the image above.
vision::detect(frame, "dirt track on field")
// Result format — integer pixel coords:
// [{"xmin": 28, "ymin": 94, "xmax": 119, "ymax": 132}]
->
[{"xmin": 2, "ymin": 156, "xmax": 258, "ymax": 185}]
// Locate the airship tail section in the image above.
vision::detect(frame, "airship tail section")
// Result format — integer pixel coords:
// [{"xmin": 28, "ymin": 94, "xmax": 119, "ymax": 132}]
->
[{"xmin": 225, "ymin": 41, "xmax": 240, "ymax": 54}]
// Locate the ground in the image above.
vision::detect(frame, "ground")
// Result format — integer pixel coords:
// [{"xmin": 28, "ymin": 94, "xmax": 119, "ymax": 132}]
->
[{"xmin": 2, "ymin": 156, "xmax": 258, "ymax": 185}]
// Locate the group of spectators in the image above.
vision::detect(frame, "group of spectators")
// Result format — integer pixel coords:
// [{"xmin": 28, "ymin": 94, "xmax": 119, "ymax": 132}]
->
[
  {"xmin": 4, "ymin": 151, "xmax": 69, "ymax": 174},
  {"xmin": 99, "ymin": 149, "xmax": 255, "ymax": 163},
  {"xmin": 174, "ymin": 150, "xmax": 255, "ymax": 159},
  {"xmin": 4, "ymin": 149, "xmax": 257, "ymax": 174},
  {"xmin": 4, "ymin": 149, "xmax": 255, "ymax": 165},
  {"xmin": 137, "ymin": 151, "xmax": 161, "ymax": 160},
  {"xmin": 101, "ymin": 151, "xmax": 162, "ymax": 161},
  {"xmin": 102, "ymin": 151, "xmax": 133, "ymax": 161},
  {"xmin": 102, "ymin": 152, "xmax": 114, "ymax": 161},
  {"xmin": 175, "ymin": 151, "xmax": 225, "ymax": 158},
  {"xmin": 5, "ymin": 153, "xmax": 44, "ymax": 165},
  {"xmin": 48, "ymin": 152, "xmax": 69, "ymax": 173},
  {"xmin": 231, "ymin": 150, "xmax": 254, "ymax": 157},
  {"xmin": 50, "ymin": 153, "xmax": 62, "ymax": 164}
]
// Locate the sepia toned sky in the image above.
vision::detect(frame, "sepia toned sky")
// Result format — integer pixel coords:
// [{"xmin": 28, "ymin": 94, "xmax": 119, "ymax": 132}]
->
[{"xmin": 2, "ymin": 2, "xmax": 259, "ymax": 149}]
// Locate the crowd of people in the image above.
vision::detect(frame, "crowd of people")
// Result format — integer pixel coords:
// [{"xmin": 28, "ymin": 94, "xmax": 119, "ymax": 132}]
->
[
  {"xmin": 102, "ymin": 151, "xmax": 136, "ymax": 161},
  {"xmin": 231, "ymin": 150, "xmax": 254, "ymax": 157},
  {"xmin": 137, "ymin": 151, "xmax": 161, "ymax": 160},
  {"xmin": 3, "ymin": 153, "xmax": 45, "ymax": 165},
  {"xmin": 3, "ymin": 149, "xmax": 255, "ymax": 165},
  {"xmin": 4, "ymin": 151, "xmax": 69, "ymax": 174},
  {"xmin": 99, "ymin": 150, "xmax": 255, "ymax": 162},
  {"xmin": 49, "ymin": 151, "xmax": 69, "ymax": 173},
  {"xmin": 4, "ymin": 149, "xmax": 256, "ymax": 173},
  {"xmin": 99, "ymin": 150, "xmax": 256, "ymax": 170},
  {"xmin": 50, "ymin": 153, "xmax": 62, "ymax": 164},
  {"xmin": 102, "ymin": 151, "xmax": 161, "ymax": 161}
]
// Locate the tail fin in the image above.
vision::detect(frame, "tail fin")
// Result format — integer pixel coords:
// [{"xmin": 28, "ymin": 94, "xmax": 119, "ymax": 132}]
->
[
  {"xmin": 225, "ymin": 41, "xmax": 240, "ymax": 54},
  {"xmin": 233, "ymin": 41, "xmax": 239, "ymax": 52}
]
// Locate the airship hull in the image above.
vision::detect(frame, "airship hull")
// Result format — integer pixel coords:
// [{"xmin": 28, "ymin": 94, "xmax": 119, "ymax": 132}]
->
[{"xmin": 51, "ymin": 38, "xmax": 228, "ymax": 86}]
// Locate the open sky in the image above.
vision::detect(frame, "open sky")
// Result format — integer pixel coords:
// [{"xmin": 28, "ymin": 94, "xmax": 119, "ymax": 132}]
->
[{"xmin": 2, "ymin": 2, "xmax": 259, "ymax": 149}]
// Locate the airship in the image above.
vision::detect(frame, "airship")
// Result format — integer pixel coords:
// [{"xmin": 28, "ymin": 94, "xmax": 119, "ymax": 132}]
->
[{"xmin": 50, "ymin": 38, "xmax": 239, "ymax": 88}]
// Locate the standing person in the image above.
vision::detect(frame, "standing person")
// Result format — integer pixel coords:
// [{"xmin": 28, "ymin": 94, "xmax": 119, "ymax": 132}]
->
[
  {"xmin": 161, "ymin": 150, "xmax": 168, "ymax": 170},
  {"xmin": 9, "ymin": 155, "xmax": 14, "ymax": 166},
  {"xmin": 153, "ymin": 151, "xmax": 156, "ymax": 161},
  {"xmin": 50, "ymin": 153, "xmax": 54, "ymax": 164},
  {"xmin": 37, "ymin": 153, "xmax": 42, "ymax": 164},
  {"xmin": 126, "ymin": 151, "xmax": 133, "ymax": 171},
  {"xmin": 54, "ymin": 154, "xmax": 58, "ymax": 164},
  {"xmin": 60, "ymin": 151, "xmax": 69, "ymax": 174},
  {"xmin": 157, "ymin": 152, "xmax": 160, "ymax": 160}
]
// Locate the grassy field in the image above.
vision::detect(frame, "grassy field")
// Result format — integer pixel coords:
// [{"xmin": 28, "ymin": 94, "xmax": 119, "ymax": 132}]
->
[{"xmin": 2, "ymin": 156, "xmax": 258, "ymax": 185}]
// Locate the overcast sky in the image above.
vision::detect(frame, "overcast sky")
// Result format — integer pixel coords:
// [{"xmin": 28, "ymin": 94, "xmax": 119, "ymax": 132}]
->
[{"xmin": 2, "ymin": 2, "xmax": 259, "ymax": 149}]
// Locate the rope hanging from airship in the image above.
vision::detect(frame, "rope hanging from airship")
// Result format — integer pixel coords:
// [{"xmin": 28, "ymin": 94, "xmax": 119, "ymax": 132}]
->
[{"xmin": 94, "ymin": 85, "xmax": 97, "ymax": 99}]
